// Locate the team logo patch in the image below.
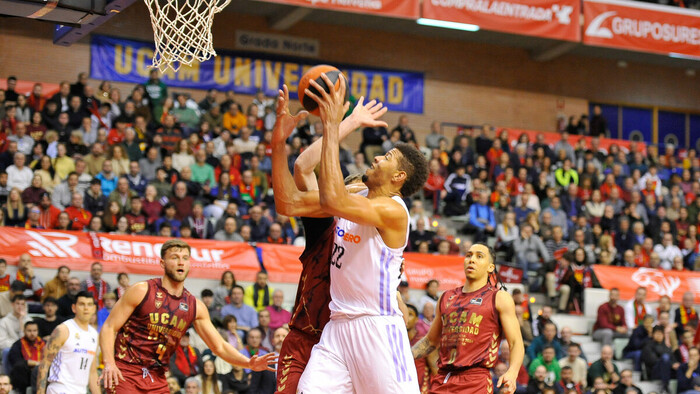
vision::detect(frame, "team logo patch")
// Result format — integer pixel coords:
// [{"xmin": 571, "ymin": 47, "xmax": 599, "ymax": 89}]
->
[
  {"xmin": 469, "ymin": 298, "xmax": 483, "ymax": 305},
  {"xmin": 179, "ymin": 302, "xmax": 189, "ymax": 311},
  {"xmin": 155, "ymin": 291, "xmax": 164, "ymax": 309},
  {"xmin": 75, "ymin": 332, "xmax": 80, "ymax": 340}
]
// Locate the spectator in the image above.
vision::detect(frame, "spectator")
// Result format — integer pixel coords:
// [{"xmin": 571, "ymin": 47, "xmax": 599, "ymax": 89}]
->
[
  {"xmin": 443, "ymin": 165, "xmax": 471, "ymax": 216},
  {"xmin": 84, "ymin": 178, "xmax": 108, "ymax": 217},
  {"xmin": 592, "ymin": 288, "xmax": 628, "ymax": 346},
  {"xmin": 528, "ymin": 345, "xmax": 561, "ymax": 383},
  {"xmin": 221, "ymin": 315, "xmax": 243, "ymax": 350},
  {"xmin": 0, "ymin": 294, "xmax": 32, "ymax": 353},
  {"xmin": 154, "ymin": 202, "xmax": 182, "ymax": 237},
  {"xmin": 183, "ymin": 377, "xmax": 200, "ymax": 394},
  {"xmin": 171, "ymin": 181, "xmax": 194, "ymax": 221},
  {"xmin": 6, "ymin": 152, "xmax": 32, "ymax": 190},
  {"xmin": 83, "ymin": 143, "xmax": 107, "ymax": 177},
  {"xmin": 611, "ymin": 369, "xmax": 642, "ymax": 394},
  {"xmin": 223, "ymin": 103, "xmax": 246, "ymax": 135},
  {"xmin": 81, "ymin": 262, "xmax": 112, "ymax": 309},
  {"xmin": 57, "ymin": 277, "xmax": 81, "ymax": 318},
  {"xmin": 240, "ymin": 327, "xmax": 268, "ymax": 373},
  {"xmin": 95, "ymin": 159, "xmax": 118, "ymax": 197},
  {"xmin": 558, "ymin": 343, "xmax": 587, "ymax": 388},
  {"xmin": 555, "ymin": 366, "xmax": 583, "ymax": 394},
  {"xmin": 42, "ymin": 266, "xmax": 70, "ymax": 302},
  {"xmin": 677, "ymin": 346, "xmax": 700, "ymax": 394},
  {"xmin": 265, "ymin": 290, "xmax": 291, "ymax": 332},
  {"xmin": 97, "ymin": 292, "xmax": 116, "ymax": 331},
  {"xmin": 527, "ymin": 365, "xmax": 554, "ymax": 394},
  {"xmin": 587, "ymin": 345, "xmax": 619, "ymax": 389},
  {"xmin": 65, "ymin": 192, "xmax": 92, "ymax": 231},
  {"xmin": 185, "ymin": 201, "xmax": 214, "ymax": 239},
  {"xmin": 7, "ymin": 321, "xmax": 44, "ymax": 394},
  {"xmin": 51, "ymin": 172, "xmax": 80, "ymax": 210},
  {"xmin": 33, "ymin": 297, "xmax": 63, "ymax": 340},
  {"xmin": 675, "ymin": 291, "xmax": 699, "ymax": 340},
  {"xmin": 655, "ymin": 232, "xmax": 683, "ymax": 270},
  {"xmin": 220, "ymin": 286, "xmax": 257, "ymax": 337},
  {"xmin": 514, "ymin": 223, "xmax": 551, "ymax": 285},
  {"xmin": 624, "ymin": 286, "xmax": 651, "ymax": 332},
  {"xmin": 169, "ymin": 332, "xmax": 202, "ymax": 387},
  {"xmin": 114, "ymin": 272, "xmax": 130, "ymax": 300},
  {"xmin": 213, "ymin": 271, "xmax": 235, "ymax": 311},
  {"xmin": 213, "ymin": 217, "xmax": 244, "ymax": 242},
  {"xmin": 642, "ymin": 325, "xmax": 675, "ymax": 393},
  {"xmin": 3, "ymin": 188, "xmax": 26, "ymax": 227},
  {"xmin": 464, "ymin": 190, "xmax": 495, "ymax": 242},
  {"xmin": 623, "ymin": 314, "xmax": 654, "ymax": 372},
  {"xmin": 109, "ymin": 176, "xmax": 137, "ymax": 213},
  {"xmin": 244, "ymin": 271, "xmax": 274, "ymax": 312},
  {"xmin": 527, "ymin": 322, "xmax": 565, "ymax": 361},
  {"xmin": 139, "ymin": 146, "xmax": 162, "ymax": 182}
]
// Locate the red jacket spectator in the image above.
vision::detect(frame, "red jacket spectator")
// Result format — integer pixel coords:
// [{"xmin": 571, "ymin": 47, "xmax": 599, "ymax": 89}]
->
[
  {"xmin": 593, "ymin": 301, "xmax": 627, "ymax": 331},
  {"xmin": 65, "ymin": 206, "xmax": 92, "ymax": 231},
  {"xmin": 39, "ymin": 204, "xmax": 61, "ymax": 230}
]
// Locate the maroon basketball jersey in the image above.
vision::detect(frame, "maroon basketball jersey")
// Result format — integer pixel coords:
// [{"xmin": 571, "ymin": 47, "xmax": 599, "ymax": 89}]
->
[
  {"xmin": 114, "ymin": 278, "xmax": 197, "ymax": 369},
  {"xmin": 288, "ymin": 217, "xmax": 335, "ymax": 337},
  {"xmin": 437, "ymin": 285, "xmax": 502, "ymax": 370}
]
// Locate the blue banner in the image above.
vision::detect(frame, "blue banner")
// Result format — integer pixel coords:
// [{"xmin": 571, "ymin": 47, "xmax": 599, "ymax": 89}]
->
[{"xmin": 90, "ymin": 35, "xmax": 424, "ymax": 114}]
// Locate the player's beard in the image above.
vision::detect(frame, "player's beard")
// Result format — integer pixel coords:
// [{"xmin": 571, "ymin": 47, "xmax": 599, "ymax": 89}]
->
[{"xmin": 165, "ymin": 266, "xmax": 188, "ymax": 283}]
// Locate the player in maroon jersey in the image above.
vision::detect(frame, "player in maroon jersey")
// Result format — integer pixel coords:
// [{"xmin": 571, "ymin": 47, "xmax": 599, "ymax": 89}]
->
[
  {"xmin": 100, "ymin": 240, "xmax": 276, "ymax": 393},
  {"xmin": 411, "ymin": 243, "xmax": 524, "ymax": 394},
  {"xmin": 270, "ymin": 85, "xmax": 389, "ymax": 393}
]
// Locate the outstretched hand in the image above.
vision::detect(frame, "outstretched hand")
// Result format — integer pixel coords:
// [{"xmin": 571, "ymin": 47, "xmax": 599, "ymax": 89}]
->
[
  {"xmin": 497, "ymin": 369, "xmax": 518, "ymax": 394},
  {"xmin": 248, "ymin": 352, "xmax": 279, "ymax": 372},
  {"xmin": 305, "ymin": 73, "xmax": 348, "ymax": 132},
  {"xmin": 272, "ymin": 84, "xmax": 309, "ymax": 146},
  {"xmin": 346, "ymin": 96, "xmax": 388, "ymax": 130}
]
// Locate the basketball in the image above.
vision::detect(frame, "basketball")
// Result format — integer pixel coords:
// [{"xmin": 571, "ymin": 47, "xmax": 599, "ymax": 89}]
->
[{"xmin": 298, "ymin": 65, "xmax": 349, "ymax": 116}]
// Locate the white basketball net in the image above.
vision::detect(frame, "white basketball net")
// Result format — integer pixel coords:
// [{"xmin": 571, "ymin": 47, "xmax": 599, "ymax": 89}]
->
[{"xmin": 143, "ymin": 0, "xmax": 231, "ymax": 72}]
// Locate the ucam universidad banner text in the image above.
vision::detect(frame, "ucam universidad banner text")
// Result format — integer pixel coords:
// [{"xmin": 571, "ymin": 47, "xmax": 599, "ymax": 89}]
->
[{"xmin": 90, "ymin": 35, "xmax": 425, "ymax": 114}]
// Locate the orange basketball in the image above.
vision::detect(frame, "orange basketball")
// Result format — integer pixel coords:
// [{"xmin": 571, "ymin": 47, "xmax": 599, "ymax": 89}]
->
[{"xmin": 298, "ymin": 65, "xmax": 349, "ymax": 116}]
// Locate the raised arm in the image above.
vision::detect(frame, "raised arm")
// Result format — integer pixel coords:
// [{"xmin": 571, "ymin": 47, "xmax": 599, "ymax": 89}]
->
[
  {"xmin": 271, "ymin": 85, "xmax": 326, "ymax": 218},
  {"xmin": 496, "ymin": 290, "xmax": 525, "ymax": 394},
  {"xmin": 36, "ymin": 324, "xmax": 68, "ymax": 394},
  {"xmin": 294, "ymin": 97, "xmax": 388, "ymax": 191},
  {"xmin": 100, "ymin": 281, "xmax": 148, "ymax": 389},
  {"xmin": 192, "ymin": 298, "xmax": 276, "ymax": 371},
  {"xmin": 307, "ymin": 74, "xmax": 407, "ymax": 244}
]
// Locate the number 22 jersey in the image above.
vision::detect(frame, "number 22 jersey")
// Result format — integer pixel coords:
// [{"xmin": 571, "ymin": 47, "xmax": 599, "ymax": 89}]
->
[{"xmin": 328, "ymin": 190, "xmax": 409, "ymax": 319}]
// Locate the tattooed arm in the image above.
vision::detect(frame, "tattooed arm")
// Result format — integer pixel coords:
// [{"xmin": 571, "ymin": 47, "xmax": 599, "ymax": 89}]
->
[
  {"xmin": 412, "ymin": 296, "xmax": 443, "ymax": 359},
  {"xmin": 36, "ymin": 324, "xmax": 68, "ymax": 394}
]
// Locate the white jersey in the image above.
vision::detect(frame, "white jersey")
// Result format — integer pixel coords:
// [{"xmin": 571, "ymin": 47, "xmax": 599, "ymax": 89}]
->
[
  {"xmin": 329, "ymin": 190, "xmax": 409, "ymax": 319},
  {"xmin": 47, "ymin": 319, "xmax": 98, "ymax": 394}
]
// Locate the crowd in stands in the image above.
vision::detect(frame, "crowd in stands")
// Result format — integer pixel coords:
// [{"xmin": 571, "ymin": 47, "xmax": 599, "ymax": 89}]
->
[{"xmin": 1, "ymin": 69, "xmax": 700, "ymax": 393}]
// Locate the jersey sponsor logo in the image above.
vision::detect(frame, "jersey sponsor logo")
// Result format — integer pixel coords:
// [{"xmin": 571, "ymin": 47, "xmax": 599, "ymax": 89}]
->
[
  {"xmin": 335, "ymin": 227, "xmax": 361, "ymax": 244},
  {"xmin": 179, "ymin": 302, "xmax": 189, "ymax": 311},
  {"xmin": 469, "ymin": 297, "xmax": 483, "ymax": 305},
  {"xmin": 155, "ymin": 291, "xmax": 164, "ymax": 309}
]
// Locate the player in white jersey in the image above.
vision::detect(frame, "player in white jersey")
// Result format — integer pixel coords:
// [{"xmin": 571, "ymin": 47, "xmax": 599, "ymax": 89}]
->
[
  {"xmin": 286, "ymin": 74, "xmax": 429, "ymax": 393},
  {"xmin": 36, "ymin": 291, "xmax": 99, "ymax": 394}
]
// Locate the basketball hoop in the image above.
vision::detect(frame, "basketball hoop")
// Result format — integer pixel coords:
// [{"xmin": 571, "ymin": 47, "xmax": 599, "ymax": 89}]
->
[{"xmin": 143, "ymin": 0, "xmax": 231, "ymax": 72}]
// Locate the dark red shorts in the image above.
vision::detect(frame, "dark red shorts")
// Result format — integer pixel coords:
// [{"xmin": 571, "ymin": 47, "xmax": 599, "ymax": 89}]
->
[
  {"xmin": 275, "ymin": 329, "xmax": 320, "ymax": 394},
  {"xmin": 107, "ymin": 361, "xmax": 169, "ymax": 394},
  {"xmin": 429, "ymin": 368, "xmax": 493, "ymax": 394}
]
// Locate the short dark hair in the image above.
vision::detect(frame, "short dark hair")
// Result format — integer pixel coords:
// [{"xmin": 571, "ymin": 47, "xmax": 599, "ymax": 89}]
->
[
  {"xmin": 393, "ymin": 143, "xmax": 428, "ymax": 197},
  {"xmin": 43, "ymin": 297, "xmax": 58, "ymax": 306},
  {"xmin": 473, "ymin": 242, "xmax": 496, "ymax": 264},
  {"xmin": 405, "ymin": 303, "xmax": 418, "ymax": 316},
  {"xmin": 201, "ymin": 289, "xmax": 214, "ymax": 298},
  {"xmin": 542, "ymin": 345, "xmax": 555, "ymax": 352},
  {"xmin": 561, "ymin": 366, "xmax": 573, "ymax": 372},
  {"xmin": 11, "ymin": 294, "xmax": 26, "ymax": 303},
  {"xmin": 9, "ymin": 280, "xmax": 26, "ymax": 292},
  {"xmin": 231, "ymin": 285, "xmax": 244, "ymax": 294},
  {"xmin": 0, "ymin": 259, "xmax": 6, "ymax": 266},
  {"xmin": 75, "ymin": 291, "xmax": 96, "ymax": 304},
  {"xmin": 24, "ymin": 321, "xmax": 38, "ymax": 330}
]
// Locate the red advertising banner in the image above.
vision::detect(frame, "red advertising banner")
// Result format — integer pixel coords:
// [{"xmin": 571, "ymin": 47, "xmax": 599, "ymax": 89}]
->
[
  {"xmin": 592, "ymin": 265, "xmax": 700, "ymax": 303},
  {"xmin": 422, "ymin": 0, "xmax": 580, "ymax": 41},
  {"xmin": 255, "ymin": 0, "xmax": 419, "ymax": 19},
  {"xmin": 583, "ymin": 0, "xmax": 700, "ymax": 57},
  {"xmin": 260, "ymin": 243, "xmax": 466, "ymax": 290},
  {"xmin": 0, "ymin": 228, "xmax": 262, "ymax": 281}
]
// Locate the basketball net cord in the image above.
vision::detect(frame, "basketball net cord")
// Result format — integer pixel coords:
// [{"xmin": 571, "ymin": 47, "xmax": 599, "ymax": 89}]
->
[{"xmin": 144, "ymin": 0, "xmax": 231, "ymax": 72}]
